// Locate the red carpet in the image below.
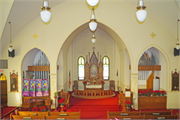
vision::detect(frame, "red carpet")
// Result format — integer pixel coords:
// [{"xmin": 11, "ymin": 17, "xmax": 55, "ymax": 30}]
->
[{"xmin": 60, "ymin": 91, "xmax": 120, "ymax": 119}]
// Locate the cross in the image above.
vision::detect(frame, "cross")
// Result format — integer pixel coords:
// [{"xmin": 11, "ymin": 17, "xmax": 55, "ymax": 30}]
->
[
  {"xmin": 33, "ymin": 34, "xmax": 38, "ymax": 39},
  {"xmin": 92, "ymin": 46, "xmax": 95, "ymax": 52},
  {"xmin": 175, "ymin": 69, "xmax": 177, "ymax": 72},
  {"xmin": 13, "ymin": 70, "xmax": 15, "ymax": 73},
  {"xmin": 150, "ymin": 32, "xmax": 156, "ymax": 38}
]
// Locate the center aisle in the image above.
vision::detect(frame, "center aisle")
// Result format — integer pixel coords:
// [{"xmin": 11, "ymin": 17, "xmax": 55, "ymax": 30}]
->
[{"xmin": 67, "ymin": 91, "xmax": 120, "ymax": 119}]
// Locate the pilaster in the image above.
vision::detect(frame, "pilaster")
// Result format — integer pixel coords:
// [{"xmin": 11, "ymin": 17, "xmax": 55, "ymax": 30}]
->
[
  {"xmin": 49, "ymin": 73, "xmax": 58, "ymax": 109},
  {"xmin": 130, "ymin": 72, "xmax": 138, "ymax": 110}
]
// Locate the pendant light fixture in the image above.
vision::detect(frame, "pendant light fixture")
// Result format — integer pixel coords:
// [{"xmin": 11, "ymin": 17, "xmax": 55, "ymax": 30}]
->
[
  {"xmin": 91, "ymin": 35, "xmax": 96, "ymax": 44},
  {"xmin": 174, "ymin": 19, "xmax": 180, "ymax": 56},
  {"xmin": 136, "ymin": 0, "xmax": 147, "ymax": 22},
  {"xmin": 89, "ymin": 8, "xmax": 97, "ymax": 33},
  {"xmin": 8, "ymin": 22, "xmax": 15, "ymax": 57},
  {"xmin": 86, "ymin": 0, "xmax": 99, "ymax": 7},
  {"xmin": 40, "ymin": 0, "xmax": 51, "ymax": 23}
]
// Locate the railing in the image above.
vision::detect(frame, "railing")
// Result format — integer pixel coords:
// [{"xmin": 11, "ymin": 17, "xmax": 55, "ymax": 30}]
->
[{"xmin": 74, "ymin": 89, "xmax": 113, "ymax": 96}]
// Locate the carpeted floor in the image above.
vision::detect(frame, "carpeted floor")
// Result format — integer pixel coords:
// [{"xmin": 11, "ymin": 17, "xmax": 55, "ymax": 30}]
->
[{"xmin": 63, "ymin": 91, "xmax": 120, "ymax": 119}]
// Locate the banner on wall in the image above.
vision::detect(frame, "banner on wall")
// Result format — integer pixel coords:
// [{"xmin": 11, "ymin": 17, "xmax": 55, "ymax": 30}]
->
[
  {"xmin": 30, "ymin": 80, "xmax": 35, "ymax": 97},
  {"xmin": 22, "ymin": 79, "xmax": 29, "ymax": 96},
  {"xmin": 42, "ymin": 79, "xmax": 49, "ymax": 96},
  {"xmin": 35, "ymin": 79, "xmax": 42, "ymax": 97}
]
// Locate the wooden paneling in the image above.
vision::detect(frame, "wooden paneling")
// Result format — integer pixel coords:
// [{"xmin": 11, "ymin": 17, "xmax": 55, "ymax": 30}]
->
[
  {"xmin": 129, "ymin": 65, "xmax": 161, "ymax": 71},
  {"xmin": 1, "ymin": 81, "xmax": 7, "ymax": 105},
  {"xmin": 147, "ymin": 72, "xmax": 154, "ymax": 89},
  {"xmin": 28, "ymin": 66, "xmax": 50, "ymax": 71},
  {"xmin": 22, "ymin": 96, "xmax": 50, "ymax": 103},
  {"xmin": 138, "ymin": 96, "xmax": 167, "ymax": 109}
]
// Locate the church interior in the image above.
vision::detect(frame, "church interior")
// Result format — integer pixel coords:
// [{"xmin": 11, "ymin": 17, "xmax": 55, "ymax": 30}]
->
[{"xmin": 0, "ymin": 0, "xmax": 180, "ymax": 119}]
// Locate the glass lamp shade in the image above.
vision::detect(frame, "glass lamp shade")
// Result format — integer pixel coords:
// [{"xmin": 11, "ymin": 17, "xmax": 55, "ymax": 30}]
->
[
  {"xmin": 136, "ymin": 10, "xmax": 147, "ymax": 22},
  {"xmin": 92, "ymin": 35, "xmax": 96, "ymax": 43},
  {"xmin": 89, "ymin": 21, "xmax": 97, "ymax": 32},
  {"xmin": 176, "ymin": 41, "xmax": 180, "ymax": 49},
  {"xmin": 40, "ymin": 10, "xmax": 51, "ymax": 23},
  {"xmin": 8, "ymin": 44, "xmax": 13, "ymax": 52},
  {"xmin": 86, "ymin": 0, "xmax": 99, "ymax": 6}
]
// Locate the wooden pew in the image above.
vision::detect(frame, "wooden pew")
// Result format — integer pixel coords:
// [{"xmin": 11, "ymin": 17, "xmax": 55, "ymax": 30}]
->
[
  {"xmin": 17, "ymin": 111, "xmax": 49, "ymax": 116},
  {"xmin": 109, "ymin": 114, "xmax": 145, "ymax": 120},
  {"xmin": 49, "ymin": 111, "xmax": 81, "ymax": 116},
  {"xmin": 141, "ymin": 109, "xmax": 173, "ymax": 115},
  {"xmin": 107, "ymin": 110, "xmax": 141, "ymax": 119},
  {"xmin": 11, "ymin": 115, "xmax": 45, "ymax": 120},
  {"xmin": 45, "ymin": 115, "xmax": 80, "ymax": 120},
  {"xmin": 145, "ymin": 113, "xmax": 179, "ymax": 119}
]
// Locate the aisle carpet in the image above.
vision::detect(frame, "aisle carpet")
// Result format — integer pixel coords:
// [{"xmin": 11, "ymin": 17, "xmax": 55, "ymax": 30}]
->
[{"xmin": 64, "ymin": 92, "xmax": 120, "ymax": 119}]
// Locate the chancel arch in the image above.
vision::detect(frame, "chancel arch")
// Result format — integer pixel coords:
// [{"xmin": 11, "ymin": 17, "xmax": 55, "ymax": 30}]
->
[{"xmin": 56, "ymin": 21, "xmax": 132, "ymax": 92}]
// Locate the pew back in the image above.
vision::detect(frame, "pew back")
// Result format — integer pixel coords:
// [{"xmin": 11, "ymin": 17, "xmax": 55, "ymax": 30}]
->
[
  {"xmin": 145, "ymin": 114, "xmax": 179, "ymax": 119},
  {"xmin": 109, "ymin": 115, "xmax": 145, "ymax": 119},
  {"xmin": 18, "ymin": 111, "xmax": 49, "ymax": 116},
  {"xmin": 49, "ymin": 111, "xmax": 80, "ymax": 116},
  {"xmin": 45, "ymin": 115, "xmax": 80, "ymax": 119},
  {"xmin": 12, "ymin": 115, "xmax": 45, "ymax": 120},
  {"xmin": 141, "ymin": 110, "xmax": 172, "ymax": 115},
  {"xmin": 107, "ymin": 111, "xmax": 141, "ymax": 119}
]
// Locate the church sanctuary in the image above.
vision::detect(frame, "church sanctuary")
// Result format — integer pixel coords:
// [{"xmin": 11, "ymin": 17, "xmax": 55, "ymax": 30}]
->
[{"xmin": 0, "ymin": 0, "xmax": 180, "ymax": 119}]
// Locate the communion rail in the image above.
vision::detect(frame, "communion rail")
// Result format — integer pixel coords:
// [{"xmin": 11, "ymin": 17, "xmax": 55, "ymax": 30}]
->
[{"xmin": 72, "ymin": 89, "xmax": 115, "ymax": 99}]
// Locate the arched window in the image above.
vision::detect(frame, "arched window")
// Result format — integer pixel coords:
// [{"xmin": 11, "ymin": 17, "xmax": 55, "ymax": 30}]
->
[
  {"xmin": 78, "ymin": 56, "xmax": 85, "ymax": 80},
  {"xmin": 103, "ymin": 56, "xmax": 109, "ymax": 80}
]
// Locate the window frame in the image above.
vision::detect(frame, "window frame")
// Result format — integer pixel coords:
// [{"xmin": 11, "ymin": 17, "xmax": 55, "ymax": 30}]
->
[
  {"xmin": 78, "ymin": 56, "xmax": 85, "ymax": 80},
  {"xmin": 103, "ymin": 56, "xmax": 110, "ymax": 80}
]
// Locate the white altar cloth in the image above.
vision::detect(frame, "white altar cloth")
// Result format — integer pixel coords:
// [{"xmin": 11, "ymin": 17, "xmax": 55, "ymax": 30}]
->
[{"xmin": 86, "ymin": 84, "xmax": 102, "ymax": 89}]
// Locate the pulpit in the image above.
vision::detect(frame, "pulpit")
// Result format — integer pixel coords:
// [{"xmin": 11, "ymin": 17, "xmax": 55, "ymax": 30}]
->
[{"xmin": 45, "ymin": 98, "xmax": 52, "ymax": 111}]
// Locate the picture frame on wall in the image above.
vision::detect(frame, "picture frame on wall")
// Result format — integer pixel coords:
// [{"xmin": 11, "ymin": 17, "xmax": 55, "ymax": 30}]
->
[{"xmin": 10, "ymin": 71, "xmax": 18, "ymax": 92}]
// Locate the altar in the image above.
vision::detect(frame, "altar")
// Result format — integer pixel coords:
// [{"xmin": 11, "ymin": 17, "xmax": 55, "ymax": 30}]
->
[{"xmin": 85, "ymin": 84, "xmax": 103, "ymax": 90}]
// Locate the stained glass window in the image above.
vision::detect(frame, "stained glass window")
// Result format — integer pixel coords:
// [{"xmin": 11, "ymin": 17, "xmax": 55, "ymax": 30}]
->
[
  {"xmin": 78, "ymin": 57, "xmax": 85, "ymax": 80},
  {"xmin": 103, "ymin": 56, "xmax": 109, "ymax": 80}
]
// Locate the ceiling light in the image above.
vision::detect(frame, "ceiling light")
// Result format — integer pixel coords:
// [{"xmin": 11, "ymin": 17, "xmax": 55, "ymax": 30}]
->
[
  {"xmin": 8, "ymin": 22, "xmax": 15, "ymax": 57},
  {"xmin": 40, "ymin": 0, "xmax": 51, "ymax": 23},
  {"xmin": 92, "ymin": 35, "xmax": 96, "ymax": 44},
  {"xmin": 136, "ymin": 0, "xmax": 147, "ymax": 22},
  {"xmin": 86, "ymin": 0, "xmax": 99, "ymax": 7},
  {"xmin": 174, "ymin": 19, "xmax": 180, "ymax": 56},
  {"xmin": 89, "ymin": 8, "xmax": 97, "ymax": 33}
]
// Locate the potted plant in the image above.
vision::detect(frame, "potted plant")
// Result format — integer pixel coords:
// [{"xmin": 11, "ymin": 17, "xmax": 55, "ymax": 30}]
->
[
  {"xmin": 161, "ymin": 90, "xmax": 166, "ymax": 96},
  {"xmin": 125, "ymin": 101, "xmax": 131, "ymax": 110},
  {"xmin": 101, "ymin": 81, "xmax": 105, "ymax": 85},
  {"xmin": 39, "ymin": 106, "xmax": 46, "ymax": 112},
  {"xmin": 58, "ymin": 98, "xmax": 65, "ymax": 107},
  {"xmin": 32, "ymin": 107, "xmax": 39, "ymax": 111},
  {"xmin": 82, "ymin": 81, "xmax": 87, "ymax": 85}
]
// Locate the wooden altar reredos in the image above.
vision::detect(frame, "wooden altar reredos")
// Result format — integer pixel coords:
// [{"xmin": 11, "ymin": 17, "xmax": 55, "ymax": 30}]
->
[{"xmin": 84, "ymin": 47, "xmax": 103, "ymax": 85}]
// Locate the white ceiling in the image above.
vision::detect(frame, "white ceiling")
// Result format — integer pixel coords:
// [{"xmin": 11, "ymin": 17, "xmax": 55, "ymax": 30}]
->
[{"xmin": 0, "ymin": 0, "xmax": 180, "ymax": 53}]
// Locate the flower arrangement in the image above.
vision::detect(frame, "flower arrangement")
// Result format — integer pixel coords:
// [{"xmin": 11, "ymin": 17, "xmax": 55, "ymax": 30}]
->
[
  {"xmin": 82, "ymin": 81, "xmax": 87, "ymax": 85},
  {"xmin": 160, "ymin": 90, "xmax": 166, "ymax": 96},
  {"xmin": 125, "ymin": 101, "xmax": 131, "ymax": 108},
  {"xmin": 58, "ymin": 98, "xmax": 65, "ymax": 107},
  {"xmin": 32, "ymin": 107, "xmax": 39, "ymax": 111},
  {"xmin": 54, "ymin": 92, "xmax": 58, "ymax": 99},
  {"xmin": 101, "ymin": 81, "xmax": 105, "ymax": 86},
  {"xmin": 138, "ymin": 90, "xmax": 166, "ymax": 97},
  {"xmin": 39, "ymin": 106, "xmax": 46, "ymax": 112}
]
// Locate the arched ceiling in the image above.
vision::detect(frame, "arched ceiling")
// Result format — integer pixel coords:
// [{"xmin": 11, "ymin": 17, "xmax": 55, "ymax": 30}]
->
[{"xmin": 0, "ymin": 0, "xmax": 180, "ymax": 53}]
